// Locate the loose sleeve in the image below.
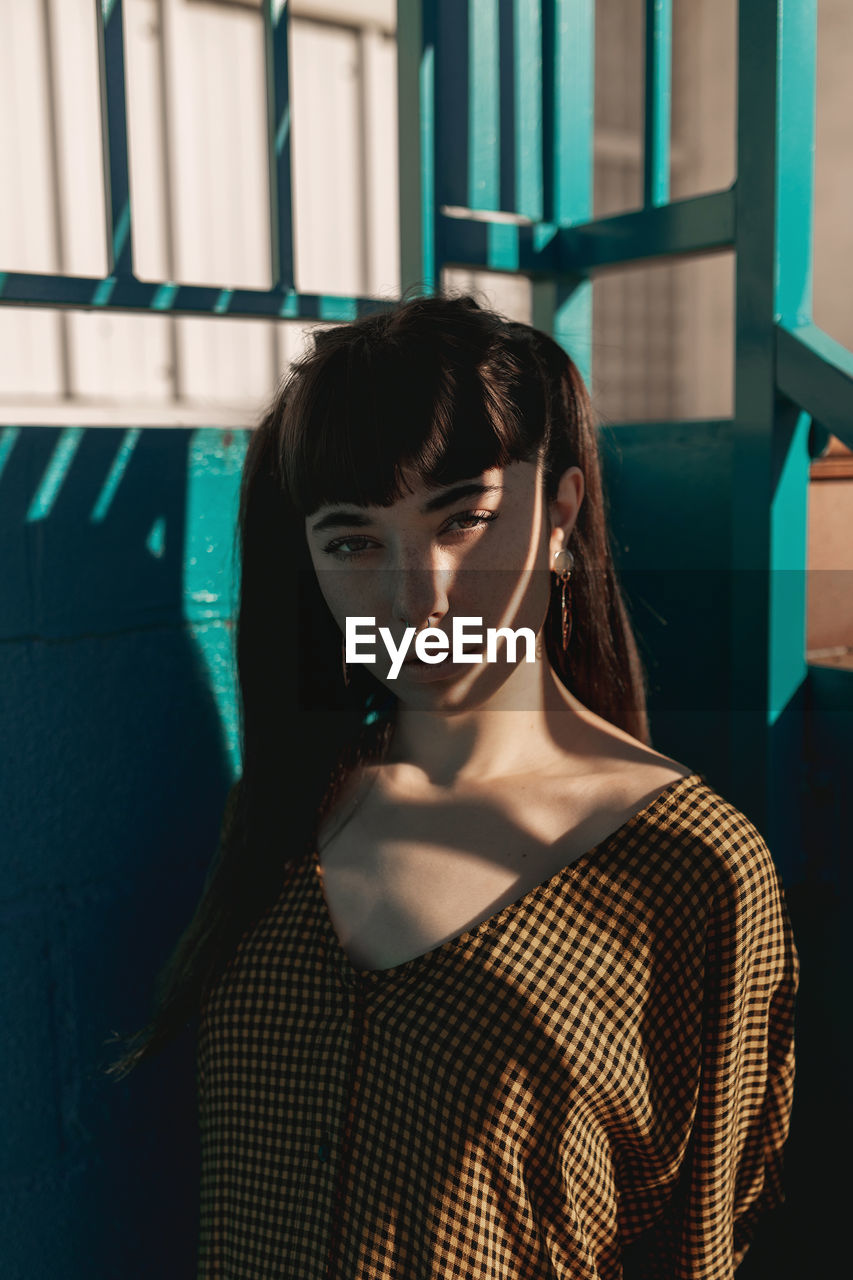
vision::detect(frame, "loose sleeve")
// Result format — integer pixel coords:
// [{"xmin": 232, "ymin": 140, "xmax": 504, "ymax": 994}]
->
[{"xmin": 624, "ymin": 821, "xmax": 799, "ymax": 1280}]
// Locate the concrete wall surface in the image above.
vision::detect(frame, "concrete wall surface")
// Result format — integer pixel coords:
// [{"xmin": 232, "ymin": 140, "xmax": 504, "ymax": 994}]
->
[{"xmin": 0, "ymin": 424, "xmax": 244, "ymax": 1278}]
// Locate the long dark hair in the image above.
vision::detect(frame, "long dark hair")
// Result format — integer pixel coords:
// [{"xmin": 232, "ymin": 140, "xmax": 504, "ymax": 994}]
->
[{"xmin": 104, "ymin": 293, "xmax": 650, "ymax": 1080}]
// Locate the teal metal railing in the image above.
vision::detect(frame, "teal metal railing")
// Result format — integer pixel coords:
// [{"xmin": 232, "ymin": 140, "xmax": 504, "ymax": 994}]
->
[
  {"xmin": 397, "ymin": 0, "xmax": 851, "ymax": 870},
  {"xmin": 0, "ymin": 0, "xmax": 380, "ymax": 322}
]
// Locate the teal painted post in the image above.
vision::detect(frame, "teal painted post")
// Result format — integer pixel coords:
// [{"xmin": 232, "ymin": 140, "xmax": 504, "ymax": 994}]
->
[
  {"xmin": 643, "ymin": 0, "xmax": 671, "ymax": 208},
  {"xmin": 769, "ymin": 0, "xmax": 818, "ymax": 885},
  {"xmin": 513, "ymin": 0, "xmax": 544, "ymax": 221},
  {"xmin": 775, "ymin": 0, "xmax": 816, "ymax": 330},
  {"xmin": 468, "ymin": 0, "xmax": 501, "ymax": 211},
  {"xmin": 184, "ymin": 430, "xmax": 250, "ymax": 779},
  {"xmin": 264, "ymin": 1, "xmax": 296, "ymax": 289},
  {"xmin": 397, "ymin": 0, "xmax": 437, "ymax": 294},
  {"xmin": 96, "ymin": 0, "xmax": 134, "ymax": 284},
  {"xmin": 547, "ymin": 0, "xmax": 594, "ymax": 388},
  {"xmin": 733, "ymin": 0, "xmax": 816, "ymax": 878}
]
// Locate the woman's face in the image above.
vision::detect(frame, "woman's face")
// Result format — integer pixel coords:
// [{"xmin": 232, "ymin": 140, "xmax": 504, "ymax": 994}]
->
[{"xmin": 304, "ymin": 457, "xmax": 583, "ymax": 710}]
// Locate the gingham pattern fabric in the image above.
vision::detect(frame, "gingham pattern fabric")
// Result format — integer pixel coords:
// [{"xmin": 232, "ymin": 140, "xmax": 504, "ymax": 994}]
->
[{"xmin": 196, "ymin": 771, "xmax": 798, "ymax": 1279}]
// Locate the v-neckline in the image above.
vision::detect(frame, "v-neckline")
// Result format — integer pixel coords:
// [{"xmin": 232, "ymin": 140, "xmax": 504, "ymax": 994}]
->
[{"xmin": 308, "ymin": 771, "xmax": 706, "ymax": 984}]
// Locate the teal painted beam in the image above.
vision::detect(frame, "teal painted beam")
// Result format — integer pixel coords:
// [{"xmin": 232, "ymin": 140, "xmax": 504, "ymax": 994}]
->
[
  {"xmin": 776, "ymin": 322, "xmax": 853, "ymax": 452},
  {"xmin": 0, "ymin": 271, "xmax": 393, "ymax": 321},
  {"xmin": 643, "ymin": 0, "xmax": 672, "ymax": 207},
  {"xmin": 559, "ymin": 188, "xmax": 734, "ymax": 270},
  {"xmin": 439, "ymin": 213, "xmax": 560, "ymax": 275}
]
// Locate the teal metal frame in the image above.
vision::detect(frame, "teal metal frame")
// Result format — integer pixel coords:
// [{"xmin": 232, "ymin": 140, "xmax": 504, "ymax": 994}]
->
[
  {"xmin": 397, "ymin": 0, "xmax": 851, "ymax": 874},
  {"xmin": 1, "ymin": 0, "xmax": 850, "ymax": 867}
]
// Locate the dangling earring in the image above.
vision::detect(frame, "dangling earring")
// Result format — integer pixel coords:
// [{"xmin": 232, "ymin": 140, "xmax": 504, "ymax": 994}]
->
[
  {"xmin": 341, "ymin": 635, "xmax": 350, "ymax": 687},
  {"xmin": 552, "ymin": 547, "xmax": 574, "ymax": 649}
]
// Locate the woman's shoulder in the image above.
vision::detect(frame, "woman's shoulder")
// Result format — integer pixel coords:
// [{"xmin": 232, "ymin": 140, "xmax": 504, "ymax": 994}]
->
[
  {"xmin": 551, "ymin": 711, "xmax": 780, "ymax": 896},
  {"xmin": 627, "ymin": 765, "xmax": 786, "ymax": 915},
  {"xmin": 538, "ymin": 707, "xmax": 783, "ymax": 909}
]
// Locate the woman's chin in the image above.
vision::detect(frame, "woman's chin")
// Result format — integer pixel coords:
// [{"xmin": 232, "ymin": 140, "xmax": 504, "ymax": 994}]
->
[{"xmin": 382, "ymin": 657, "xmax": 523, "ymax": 710}]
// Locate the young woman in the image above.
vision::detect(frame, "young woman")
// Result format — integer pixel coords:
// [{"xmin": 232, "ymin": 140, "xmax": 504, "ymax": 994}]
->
[{"xmin": 108, "ymin": 294, "xmax": 798, "ymax": 1280}]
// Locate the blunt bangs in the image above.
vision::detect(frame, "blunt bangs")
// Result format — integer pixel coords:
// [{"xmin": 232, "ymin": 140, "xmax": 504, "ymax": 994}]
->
[{"xmin": 276, "ymin": 303, "xmax": 548, "ymax": 516}]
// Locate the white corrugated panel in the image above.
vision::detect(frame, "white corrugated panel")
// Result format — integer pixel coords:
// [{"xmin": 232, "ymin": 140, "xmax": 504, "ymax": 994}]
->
[
  {"xmin": 67, "ymin": 311, "xmax": 176, "ymax": 403},
  {"xmin": 160, "ymin": 0, "xmax": 272, "ymax": 289},
  {"xmin": 48, "ymin": 0, "xmax": 108, "ymax": 275},
  {"xmin": 290, "ymin": 18, "xmax": 366, "ymax": 296},
  {"xmin": 361, "ymin": 25, "xmax": 400, "ymax": 297},
  {"xmin": 442, "ymin": 269, "xmax": 533, "ymax": 325},
  {"xmin": 0, "ymin": 0, "xmax": 105, "ymax": 275},
  {"xmin": 0, "ymin": 0, "xmax": 396, "ymax": 418}
]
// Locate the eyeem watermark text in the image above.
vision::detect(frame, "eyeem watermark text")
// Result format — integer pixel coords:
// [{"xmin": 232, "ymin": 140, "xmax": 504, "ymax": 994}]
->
[{"xmin": 345, "ymin": 617, "xmax": 536, "ymax": 679}]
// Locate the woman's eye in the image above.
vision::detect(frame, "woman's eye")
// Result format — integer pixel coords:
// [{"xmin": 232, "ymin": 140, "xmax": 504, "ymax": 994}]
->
[
  {"xmin": 322, "ymin": 536, "xmax": 374, "ymax": 560},
  {"xmin": 443, "ymin": 509, "xmax": 500, "ymax": 535},
  {"xmin": 322, "ymin": 510, "xmax": 498, "ymax": 559}
]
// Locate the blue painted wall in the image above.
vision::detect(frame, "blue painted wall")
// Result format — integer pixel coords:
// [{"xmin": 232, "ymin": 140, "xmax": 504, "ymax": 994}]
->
[{"xmin": 0, "ymin": 425, "xmax": 245, "ymax": 1279}]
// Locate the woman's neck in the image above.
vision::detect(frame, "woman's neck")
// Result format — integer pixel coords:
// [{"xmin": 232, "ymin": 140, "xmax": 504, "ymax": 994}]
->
[{"xmin": 388, "ymin": 658, "xmax": 592, "ymax": 787}]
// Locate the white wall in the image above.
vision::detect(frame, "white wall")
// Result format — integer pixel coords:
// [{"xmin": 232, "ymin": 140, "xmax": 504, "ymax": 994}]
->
[
  {"xmin": 0, "ymin": 0, "xmax": 850, "ymax": 435},
  {"xmin": 0, "ymin": 0, "xmax": 404, "ymax": 426}
]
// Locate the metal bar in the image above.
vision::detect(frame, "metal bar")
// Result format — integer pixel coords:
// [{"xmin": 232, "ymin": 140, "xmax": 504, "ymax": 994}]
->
[
  {"xmin": 468, "ymin": 0, "xmax": 500, "ymax": 209},
  {"xmin": 1, "ymin": 176, "xmax": 732, "ymax": 307},
  {"xmin": 397, "ymin": 0, "xmax": 424, "ymax": 291},
  {"xmin": 532, "ymin": 1, "xmax": 591, "ymax": 384},
  {"xmin": 355, "ymin": 29, "xmax": 372, "ymax": 294},
  {"xmin": 643, "ymin": 0, "xmax": 671, "ymax": 208},
  {"xmin": 96, "ymin": 0, "xmax": 134, "ymax": 276},
  {"xmin": 777, "ymin": 322, "xmax": 853, "ymax": 452},
  {"xmin": 439, "ymin": 212, "xmax": 559, "ymax": 275},
  {"xmin": 539, "ymin": 0, "xmax": 555, "ymax": 222},
  {"xmin": 156, "ymin": 0, "xmax": 182, "ymax": 401},
  {"xmin": 552, "ymin": 0, "xmax": 592, "ymax": 228},
  {"xmin": 421, "ymin": 0, "xmax": 439, "ymax": 289},
  {"xmin": 434, "ymin": 0, "xmax": 469, "ymax": 213},
  {"xmin": 41, "ymin": 0, "xmax": 73, "ymax": 399},
  {"xmin": 264, "ymin": 0, "xmax": 295, "ymax": 289},
  {"xmin": 559, "ymin": 187, "xmax": 734, "ymax": 270},
  {"xmin": 768, "ymin": 0, "xmax": 817, "ymax": 892},
  {"xmin": 731, "ymin": 0, "xmax": 815, "ymax": 881},
  {"xmin": 498, "ymin": 0, "xmax": 515, "ymax": 211},
  {"xmin": 513, "ymin": 0, "xmax": 543, "ymax": 220},
  {"xmin": 730, "ymin": 0, "xmax": 779, "ymax": 830},
  {"xmin": 775, "ymin": 0, "xmax": 816, "ymax": 326},
  {"xmin": 0, "ymin": 271, "xmax": 392, "ymax": 321}
]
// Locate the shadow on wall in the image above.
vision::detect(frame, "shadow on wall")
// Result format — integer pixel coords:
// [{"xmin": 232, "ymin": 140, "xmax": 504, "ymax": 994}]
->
[{"xmin": 0, "ymin": 425, "xmax": 242, "ymax": 1280}]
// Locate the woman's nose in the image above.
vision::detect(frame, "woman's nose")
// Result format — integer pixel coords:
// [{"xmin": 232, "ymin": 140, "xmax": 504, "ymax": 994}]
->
[{"xmin": 389, "ymin": 558, "xmax": 451, "ymax": 631}]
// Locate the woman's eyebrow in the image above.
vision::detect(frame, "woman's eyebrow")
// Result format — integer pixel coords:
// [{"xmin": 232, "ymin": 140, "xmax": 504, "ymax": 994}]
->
[
  {"xmin": 310, "ymin": 509, "xmax": 373, "ymax": 533},
  {"xmin": 309, "ymin": 482, "xmax": 503, "ymax": 533},
  {"xmin": 420, "ymin": 481, "xmax": 503, "ymax": 513}
]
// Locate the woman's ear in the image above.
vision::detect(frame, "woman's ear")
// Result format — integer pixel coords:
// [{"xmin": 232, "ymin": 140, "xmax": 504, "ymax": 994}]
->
[{"xmin": 548, "ymin": 466, "xmax": 585, "ymax": 561}]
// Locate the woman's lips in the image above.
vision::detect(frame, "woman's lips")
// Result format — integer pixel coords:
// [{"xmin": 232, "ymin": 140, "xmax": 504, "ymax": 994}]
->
[{"xmin": 397, "ymin": 652, "xmax": 487, "ymax": 681}]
